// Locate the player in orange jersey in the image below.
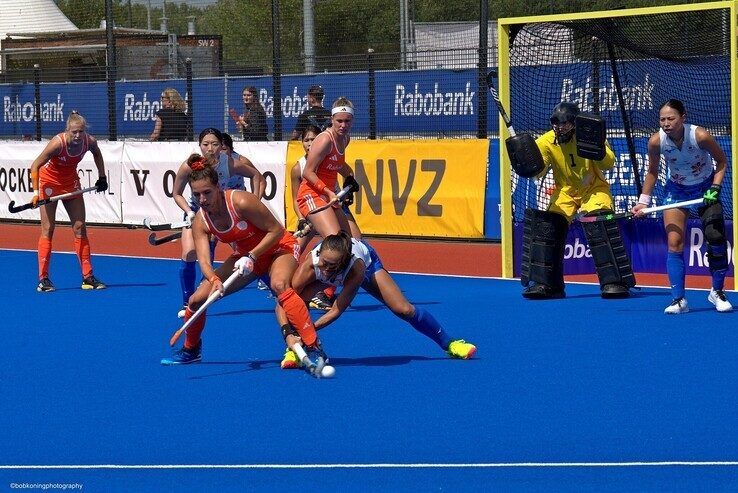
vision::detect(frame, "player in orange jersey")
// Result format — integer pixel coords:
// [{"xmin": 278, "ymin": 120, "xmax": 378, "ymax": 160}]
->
[
  {"xmin": 29, "ymin": 111, "xmax": 107, "ymax": 292},
  {"xmin": 161, "ymin": 155, "xmax": 325, "ymax": 367},
  {"xmin": 295, "ymin": 97, "xmax": 359, "ymax": 239}
]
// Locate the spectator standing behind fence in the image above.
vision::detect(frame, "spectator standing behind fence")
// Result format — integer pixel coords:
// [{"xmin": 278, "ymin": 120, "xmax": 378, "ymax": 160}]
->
[
  {"xmin": 291, "ymin": 85, "xmax": 331, "ymax": 140},
  {"xmin": 150, "ymin": 88, "xmax": 188, "ymax": 142},
  {"xmin": 236, "ymin": 86, "xmax": 268, "ymax": 141}
]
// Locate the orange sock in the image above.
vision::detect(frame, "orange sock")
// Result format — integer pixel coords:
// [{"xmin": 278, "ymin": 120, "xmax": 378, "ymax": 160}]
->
[
  {"xmin": 278, "ymin": 288, "xmax": 317, "ymax": 346},
  {"xmin": 324, "ymin": 285, "xmax": 336, "ymax": 298},
  {"xmin": 184, "ymin": 307, "xmax": 206, "ymax": 349},
  {"xmin": 74, "ymin": 237, "xmax": 93, "ymax": 278},
  {"xmin": 38, "ymin": 236, "xmax": 52, "ymax": 279}
]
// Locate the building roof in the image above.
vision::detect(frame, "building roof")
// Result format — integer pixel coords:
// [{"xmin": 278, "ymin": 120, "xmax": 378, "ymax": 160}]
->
[{"xmin": 0, "ymin": 0, "xmax": 77, "ymax": 42}]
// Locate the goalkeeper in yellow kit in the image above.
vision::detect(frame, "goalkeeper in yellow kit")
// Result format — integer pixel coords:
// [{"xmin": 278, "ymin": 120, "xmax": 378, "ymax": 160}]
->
[{"xmin": 518, "ymin": 102, "xmax": 636, "ymax": 299}]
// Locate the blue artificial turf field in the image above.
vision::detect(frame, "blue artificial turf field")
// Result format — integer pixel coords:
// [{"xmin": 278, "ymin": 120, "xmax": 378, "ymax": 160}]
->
[{"xmin": 2, "ymin": 249, "xmax": 737, "ymax": 492}]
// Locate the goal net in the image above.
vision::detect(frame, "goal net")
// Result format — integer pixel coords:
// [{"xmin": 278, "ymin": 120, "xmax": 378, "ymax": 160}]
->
[{"xmin": 498, "ymin": 3, "xmax": 734, "ymax": 276}]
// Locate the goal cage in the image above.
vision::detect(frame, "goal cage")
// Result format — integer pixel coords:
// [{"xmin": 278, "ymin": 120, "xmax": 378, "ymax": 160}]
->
[{"xmin": 497, "ymin": 1, "xmax": 737, "ymax": 282}]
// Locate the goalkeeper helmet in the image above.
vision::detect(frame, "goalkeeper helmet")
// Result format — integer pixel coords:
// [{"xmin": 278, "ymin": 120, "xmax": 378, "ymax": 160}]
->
[{"xmin": 550, "ymin": 102, "xmax": 580, "ymax": 143}]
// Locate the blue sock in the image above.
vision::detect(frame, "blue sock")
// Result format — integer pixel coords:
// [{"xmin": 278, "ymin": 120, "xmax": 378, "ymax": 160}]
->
[
  {"xmin": 179, "ymin": 260, "xmax": 196, "ymax": 305},
  {"xmin": 408, "ymin": 307, "xmax": 452, "ymax": 349},
  {"xmin": 209, "ymin": 239, "xmax": 217, "ymax": 262},
  {"xmin": 666, "ymin": 251, "xmax": 685, "ymax": 299},
  {"xmin": 709, "ymin": 243, "xmax": 727, "ymax": 291}
]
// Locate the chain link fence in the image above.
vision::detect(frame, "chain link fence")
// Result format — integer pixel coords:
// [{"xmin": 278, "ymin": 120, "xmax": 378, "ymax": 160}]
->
[{"xmin": 0, "ymin": 0, "xmax": 498, "ymax": 141}]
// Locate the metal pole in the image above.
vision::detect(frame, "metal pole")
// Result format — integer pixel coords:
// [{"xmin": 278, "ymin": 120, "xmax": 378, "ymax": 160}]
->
[
  {"xmin": 367, "ymin": 49, "xmax": 376, "ymax": 139},
  {"xmin": 303, "ymin": 0, "xmax": 315, "ymax": 73},
  {"xmin": 186, "ymin": 58, "xmax": 193, "ymax": 141},
  {"xmin": 400, "ymin": 0, "xmax": 406, "ymax": 69},
  {"xmin": 271, "ymin": 0, "xmax": 283, "ymax": 140},
  {"xmin": 477, "ymin": 0, "xmax": 488, "ymax": 138},
  {"xmin": 105, "ymin": 0, "xmax": 117, "ymax": 140},
  {"xmin": 34, "ymin": 64, "xmax": 41, "ymax": 141}
]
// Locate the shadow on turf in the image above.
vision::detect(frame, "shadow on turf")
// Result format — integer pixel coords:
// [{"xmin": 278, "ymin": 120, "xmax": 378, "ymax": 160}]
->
[{"xmin": 186, "ymin": 354, "xmax": 450, "ymax": 380}]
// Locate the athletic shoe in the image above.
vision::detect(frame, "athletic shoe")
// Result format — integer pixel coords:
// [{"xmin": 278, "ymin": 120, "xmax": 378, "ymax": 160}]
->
[
  {"xmin": 708, "ymin": 289, "xmax": 733, "ymax": 313},
  {"xmin": 81, "ymin": 275, "xmax": 106, "ymax": 290},
  {"xmin": 522, "ymin": 283, "xmax": 565, "ymax": 299},
  {"xmin": 280, "ymin": 348, "xmax": 301, "ymax": 369},
  {"xmin": 177, "ymin": 305, "xmax": 188, "ymax": 319},
  {"xmin": 309, "ymin": 291, "xmax": 333, "ymax": 311},
  {"xmin": 664, "ymin": 297, "xmax": 689, "ymax": 315},
  {"xmin": 447, "ymin": 339, "xmax": 477, "ymax": 359},
  {"xmin": 601, "ymin": 283, "xmax": 630, "ymax": 299},
  {"xmin": 161, "ymin": 343, "xmax": 202, "ymax": 365},
  {"xmin": 36, "ymin": 277, "xmax": 55, "ymax": 293}
]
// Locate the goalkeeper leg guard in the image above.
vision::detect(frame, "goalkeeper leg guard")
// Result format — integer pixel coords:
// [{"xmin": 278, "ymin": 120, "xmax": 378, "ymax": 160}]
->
[
  {"xmin": 582, "ymin": 212, "xmax": 636, "ymax": 298},
  {"xmin": 521, "ymin": 209, "xmax": 568, "ymax": 299}
]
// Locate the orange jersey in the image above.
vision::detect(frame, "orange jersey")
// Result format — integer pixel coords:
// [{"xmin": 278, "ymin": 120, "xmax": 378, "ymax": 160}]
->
[
  {"xmin": 200, "ymin": 190, "xmax": 297, "ymax": 275},
  {"xmin": 38, "ymin": 133, "xmax": 89, "ymax": 199},
  {"xmin": 296, "ymin": 130, "xmax": 346, "ymax": 197}
]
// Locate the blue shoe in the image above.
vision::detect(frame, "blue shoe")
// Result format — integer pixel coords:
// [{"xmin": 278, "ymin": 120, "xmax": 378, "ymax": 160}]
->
[{"xmin": 161, "ymin": 343, "xmax": 202, "ymax": 365}]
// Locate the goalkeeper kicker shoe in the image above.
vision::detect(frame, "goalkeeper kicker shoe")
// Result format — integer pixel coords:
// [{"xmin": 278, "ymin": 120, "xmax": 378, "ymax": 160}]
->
[
  {"xmin": 447, "ymin": 340, "xmax": 477, "ymax": 359},
  {"xmin": 280, "ymin": 348, "xmax": 301, "ymax": 369},
  {"xmin": 708, "ymin": 289, "xmax": 733, "ymax": 312},
  {"xmin": 37, "ymin": 277, "xmax": 55, "ymax": 292},
  {"xmin": 81, "ymin": 275, "xmax": 106, "ymax": 290},
  {"xmin": 664, "ymin": 297, "xmax": 689, "ymax": 315},
  {"xmin": 161, "ymin": 342, "xmax": 202, "ymax": 365}
]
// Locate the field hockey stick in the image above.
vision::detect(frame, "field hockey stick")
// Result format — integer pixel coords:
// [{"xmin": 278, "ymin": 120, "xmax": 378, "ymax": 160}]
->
[
  {"xmin": 486, "ymin": 70, "xmax": 516, "ymax": 138},
  {"xmin": 143, "ymin": 217, "xmax": 191, "ymax": 231},
  {"xmin": 292, "ymin": 343, "xmax": 326, "ymax": 378},
  {"xmin": 576, "ymin": 198, "xmax": 704, "ymax": 223},
  {"xmin": 169, "ymin": 270, "xmax": 241, "ymax": 347},
  {"xmin": 148, "ymin": 231, "xmax": 183, "ymax": 246},
  {"xmin": 8, "ymin": 186, "xmax": 98, "ymax": 213}
]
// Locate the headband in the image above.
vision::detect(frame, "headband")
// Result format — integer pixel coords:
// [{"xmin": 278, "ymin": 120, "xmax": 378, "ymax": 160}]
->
[{"xmin": 331, "ymin": 106, "xmax": 354, "ymax": 116}]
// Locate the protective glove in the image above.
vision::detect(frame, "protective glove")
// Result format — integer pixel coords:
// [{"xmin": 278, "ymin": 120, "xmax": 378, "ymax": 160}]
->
[
  {"xmin": 234, "ymin": 254, "xmax": 255, "ymax": 276},
  {"xmin": 297, "ymin": 218, "xmax": 308, "ymax": 234},
  {"xmin": 343, "ymin": 175, "xmax": 359, "ymax": 205},
  {"xmin": 186, "ymin": 210, "xmax": 196, "ymax": 224},
  {"xmin": 95, "ymin": 176, "xmax": 108, "ymax": 192},
  {"xmin": 703, "ymin": 184, "xmax": 721, "ymax": 207}
]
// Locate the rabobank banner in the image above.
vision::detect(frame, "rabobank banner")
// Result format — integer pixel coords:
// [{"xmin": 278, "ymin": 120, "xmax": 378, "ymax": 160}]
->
[
  {"xmin": 3, "ymin": 57, "xmax": 729, "ymax": 139},
  {"xmin": 512, "ymin": 218, "xmax": 734, "ymax": 278},
  {"xmin": 1, "ymin": 70, "xmax": 499, "ymax": 138},
  {"xmin": 346, "ymin": 140, "xmax": 488, "ymax": 238}
]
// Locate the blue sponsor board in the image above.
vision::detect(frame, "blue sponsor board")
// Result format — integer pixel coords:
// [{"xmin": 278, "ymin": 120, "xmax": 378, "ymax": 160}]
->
[
  {"xmin": 1, "ymin": 57, "xmax": 730, "ymax": 137},
  {"xmin": 0, "ymin": 69, "xmax": 499, "ymax": 138},
  {"xmin": 513, "ymin": 218, "xmax": 734, "ymax": 278}
]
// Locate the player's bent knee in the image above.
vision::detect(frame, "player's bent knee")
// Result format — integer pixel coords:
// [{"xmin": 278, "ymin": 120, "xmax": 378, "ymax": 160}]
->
[
  {"xmin": 270, "ymin": 279, "xmax": 290, "ymax": 295},
  {"xmin": 395, "ymin": 303, "xmax": 415, "ymax": 320}
]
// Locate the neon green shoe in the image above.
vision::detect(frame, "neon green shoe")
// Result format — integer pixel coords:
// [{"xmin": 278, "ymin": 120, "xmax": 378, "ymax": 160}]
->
[
  {"xmin": 280, "ymin": 348, "xmax": 301, "ymax": 369},
  {"xmin": 447, "ymin": 340, "xmax": 476, "ymax": 359}
]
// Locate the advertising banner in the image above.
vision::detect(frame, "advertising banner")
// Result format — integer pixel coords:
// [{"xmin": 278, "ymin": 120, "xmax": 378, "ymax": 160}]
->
[
  {"xmin": 0, "ymin": 141, "xmax": 123, "ymax": 223},
  {"xmin": 347, "ymin": 139, "xmax": 488, "ymax": 238}
]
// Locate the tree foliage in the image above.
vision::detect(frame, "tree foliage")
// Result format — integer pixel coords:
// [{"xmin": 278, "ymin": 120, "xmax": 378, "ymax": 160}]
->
[{"xmin": 54, "ymin": 0, "xmax": 717, "ymax": 73}]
